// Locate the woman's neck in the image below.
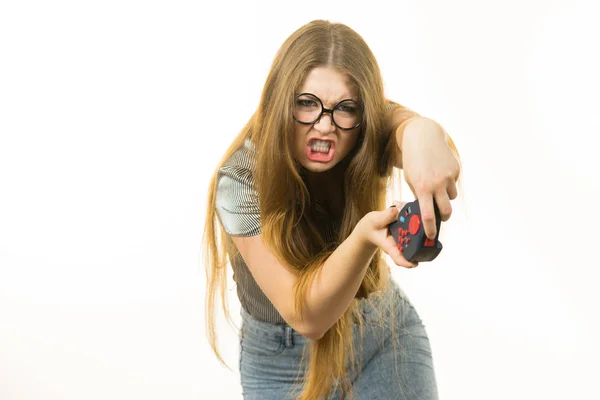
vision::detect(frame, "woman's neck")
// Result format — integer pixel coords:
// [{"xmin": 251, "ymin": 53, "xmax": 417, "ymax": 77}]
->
[
  {"xmin": 303, "ymin": 163, "xmax": 348, "ymax": 223},
  {"xmin": 306, "ymin": 162, "xmax": 345, "ymax": 198}
]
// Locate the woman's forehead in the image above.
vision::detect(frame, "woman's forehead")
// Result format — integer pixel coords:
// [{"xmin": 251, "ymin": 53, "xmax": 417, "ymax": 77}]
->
[{"xmin": 297, "ymin": 67, "xmax": 359, "ymax": 105}]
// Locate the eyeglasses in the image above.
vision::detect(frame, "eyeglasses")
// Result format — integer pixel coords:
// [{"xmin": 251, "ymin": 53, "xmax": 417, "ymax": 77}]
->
[{"xmin": 292, "ymin": 93, "xmax": 363, "ymax": 131}]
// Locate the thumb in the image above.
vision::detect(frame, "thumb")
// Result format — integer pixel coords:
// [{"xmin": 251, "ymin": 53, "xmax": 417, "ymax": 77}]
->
[
  {"xmin": 392, "ymin": 200, "xmax": 407, "ymax": 209},
  {"xmin": 376, "ymin": 204, "xmax": 400, "ymax": 227},
  {"xmin": 380, "ymin": 201, "xmax": 407, "ymax": 227}
]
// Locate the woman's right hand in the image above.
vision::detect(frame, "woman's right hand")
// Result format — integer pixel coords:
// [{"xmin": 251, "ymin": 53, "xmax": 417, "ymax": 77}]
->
[{"xmin": 355, "ymin": 202, "xmax": 419, "ymax": 269}]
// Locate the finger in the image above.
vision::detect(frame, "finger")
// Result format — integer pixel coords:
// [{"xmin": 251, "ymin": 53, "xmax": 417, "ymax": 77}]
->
[
  {"xmin": 393, "ymin": 200, "xmax": 407, "ymax": 209},
  {"xmin": 434, "ymin": 189, "xmax": 452, "ymax": 222},
  {"xmin": 416, "ymin": 192, "xmax": 437, "ymax": 240},
  {"xmin": 447, "ymin": 179, "xmax": 458, "ymax": 200},
  {"xmin": 383, "ymin": 235, "xmax": 418, "ymax": 268},
  {"xmin": 377, "ymin": 204, "xmax": 400, "ymax": 228}
]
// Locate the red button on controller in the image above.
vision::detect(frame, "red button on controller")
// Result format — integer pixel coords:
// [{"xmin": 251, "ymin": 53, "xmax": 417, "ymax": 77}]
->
[{"xmin": 409, "ymin": 215, "xmax": 421, "ymax": 235}]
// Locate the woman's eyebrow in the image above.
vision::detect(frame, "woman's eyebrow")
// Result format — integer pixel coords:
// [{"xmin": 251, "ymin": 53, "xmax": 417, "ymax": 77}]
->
[{"xmin": 300, "ymin": 92, "xmax": 358, "ymax": 106}]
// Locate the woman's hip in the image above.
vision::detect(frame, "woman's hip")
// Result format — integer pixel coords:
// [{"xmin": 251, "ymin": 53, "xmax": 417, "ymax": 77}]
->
[{"xmin": 238, "ymin": 281, "xmax": 435, "ymax": 398}]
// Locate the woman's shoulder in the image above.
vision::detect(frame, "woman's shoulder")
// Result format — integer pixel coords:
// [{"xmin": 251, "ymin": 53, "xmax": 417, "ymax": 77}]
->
[
  {"xmin": 222, "ymin": 138, "xmax": 257, "ymax": 172},
  {"xmin": 216, "ymin": 138, "xmax": 261, "ymax": 236}
]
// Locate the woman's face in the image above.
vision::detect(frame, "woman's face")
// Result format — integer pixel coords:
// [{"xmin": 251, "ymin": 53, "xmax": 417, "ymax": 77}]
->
[{"xmin": 292, "ymin": 67, "xmax": 362, "ymax": 174}]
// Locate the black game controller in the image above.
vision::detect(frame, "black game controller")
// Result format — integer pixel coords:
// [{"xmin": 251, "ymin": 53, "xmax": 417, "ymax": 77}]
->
[{"xmin": 388, "ymin": 200, "xmax": 443, "ymax": 262}]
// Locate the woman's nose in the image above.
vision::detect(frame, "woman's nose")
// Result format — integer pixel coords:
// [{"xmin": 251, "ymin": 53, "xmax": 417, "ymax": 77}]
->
[{"xmin": 313, "ymin": 112, "xmax": 336, "ymax": 133}]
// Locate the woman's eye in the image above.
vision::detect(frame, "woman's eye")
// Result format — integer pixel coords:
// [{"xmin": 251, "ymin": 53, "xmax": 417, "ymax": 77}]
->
[
  {"xmin": 337, "ymin": 105, "xmax": 357, "ymax": 113},
  {"xmin": 297, "ymin": 99, "xmax": 317, "ymax": 107}
]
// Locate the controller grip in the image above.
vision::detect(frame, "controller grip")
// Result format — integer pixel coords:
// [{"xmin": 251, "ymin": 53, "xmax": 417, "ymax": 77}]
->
[{"xmin": 388, "ymin": 200, "xmax": 443, "ymax": 262}]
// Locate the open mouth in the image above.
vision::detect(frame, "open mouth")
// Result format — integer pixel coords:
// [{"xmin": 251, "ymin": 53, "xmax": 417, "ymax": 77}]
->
[{"xmin": 306, "ymin": 138, "xmax": 335, "ymax": 162}]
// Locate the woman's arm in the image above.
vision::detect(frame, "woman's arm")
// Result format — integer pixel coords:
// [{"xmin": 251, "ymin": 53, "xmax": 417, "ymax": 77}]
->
[
  {"xmin": 384, "ymin": 101, "xmax": 452, "ymax": 170},
  {"xmin": 384, "ymin": 100, "xmax": 461, "ymax": 239},
  {"xmin": 383, "ymin": 101, "xmax": 422, "ymax": 169},
  {"xmin": 231, "ymin": 206, "xmax": 410, "ymax": 340}
]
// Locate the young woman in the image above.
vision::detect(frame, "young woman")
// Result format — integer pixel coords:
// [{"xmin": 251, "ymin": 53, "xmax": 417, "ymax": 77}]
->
[{"xmin": 204, "ymin": 20, "xmax": 461, "ymax": 400}]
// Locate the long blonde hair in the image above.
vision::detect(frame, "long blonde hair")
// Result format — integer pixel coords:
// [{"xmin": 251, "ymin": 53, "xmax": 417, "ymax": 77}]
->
[{"xmin": 203, "ymin": 20, "xmax": 458, "ymax": 399}]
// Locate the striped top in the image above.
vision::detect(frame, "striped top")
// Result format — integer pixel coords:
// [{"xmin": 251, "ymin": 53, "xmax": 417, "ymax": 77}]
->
[{"xmin": 215, "ymin": 138, "xmax": 338, "ymax": 324}]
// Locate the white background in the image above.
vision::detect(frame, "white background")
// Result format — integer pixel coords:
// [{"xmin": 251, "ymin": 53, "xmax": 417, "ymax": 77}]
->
[{"xmin": 1, "ymin": 0, "xmax": 599, "ymax": 399}]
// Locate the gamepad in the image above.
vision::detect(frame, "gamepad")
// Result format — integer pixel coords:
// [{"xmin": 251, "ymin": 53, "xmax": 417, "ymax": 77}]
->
[{"xmin": 388, "ymin": 200, "xmax": 443, "ymax": 262}]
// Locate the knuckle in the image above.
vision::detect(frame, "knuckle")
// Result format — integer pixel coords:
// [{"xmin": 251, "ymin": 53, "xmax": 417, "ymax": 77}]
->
[
  {"xmin": 421, "ymin": 211, "xmax": 435, "ymax": 223},
  {"xmin": 412, "ymin": 178, "xmax": 430, "ymax": 193},
  {"xmin": 434, "ymin": 176, "xmax": 447, "ymax": 187},
  {"xmin": 440, "ymin": 205, "xmax": 452, "ymax": 218}
]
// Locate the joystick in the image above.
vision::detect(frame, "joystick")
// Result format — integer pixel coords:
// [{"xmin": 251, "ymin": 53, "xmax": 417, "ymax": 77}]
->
[{"xmin": 388, "ymin": 200, "xmax": 443, "ymax": 262}]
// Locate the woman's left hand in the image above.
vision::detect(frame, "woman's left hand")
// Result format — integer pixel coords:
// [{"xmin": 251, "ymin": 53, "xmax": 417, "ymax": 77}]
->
[{"xmin": 400, "ymin": 119, "xmax": 461, "ymax": 240}]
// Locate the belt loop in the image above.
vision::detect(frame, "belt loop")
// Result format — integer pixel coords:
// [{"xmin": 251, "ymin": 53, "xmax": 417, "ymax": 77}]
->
[{"xmin": 283, "ymin": 325, "xmax": 294, "ymax": 348}]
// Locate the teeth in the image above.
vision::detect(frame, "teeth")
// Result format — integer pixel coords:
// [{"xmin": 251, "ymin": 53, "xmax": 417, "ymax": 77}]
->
[{"xmin": 310, "ymin": 140, "xmax": 331, "ymax": 153}]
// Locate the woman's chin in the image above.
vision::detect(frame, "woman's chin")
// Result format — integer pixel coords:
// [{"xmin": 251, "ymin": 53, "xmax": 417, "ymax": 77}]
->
[{"xmin": 300, "ymin": 158, "xmax": 338, "ymax": 173}]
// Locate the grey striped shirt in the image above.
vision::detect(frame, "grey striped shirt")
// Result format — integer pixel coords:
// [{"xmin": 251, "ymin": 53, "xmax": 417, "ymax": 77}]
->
[{"xmin": 215, "ymin": 138, "xmax": 337, "ymax": 324}]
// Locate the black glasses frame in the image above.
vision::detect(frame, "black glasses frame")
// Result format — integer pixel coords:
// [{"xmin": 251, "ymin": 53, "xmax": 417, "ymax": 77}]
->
[{"xmin": 292, "ymin": 93, "xmax": 363, "ymax": 131}]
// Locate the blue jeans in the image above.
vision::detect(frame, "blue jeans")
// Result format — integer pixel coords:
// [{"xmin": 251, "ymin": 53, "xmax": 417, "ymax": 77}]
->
[{"xmin": 238, "ymin": 281, "xmax": 439, "ymax": 399}]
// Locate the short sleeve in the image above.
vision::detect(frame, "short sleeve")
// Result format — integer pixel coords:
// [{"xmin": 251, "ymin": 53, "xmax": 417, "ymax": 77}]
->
[{"xmin": 215, "ymin": 139, "xmax": 261, "ymax": 237}]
